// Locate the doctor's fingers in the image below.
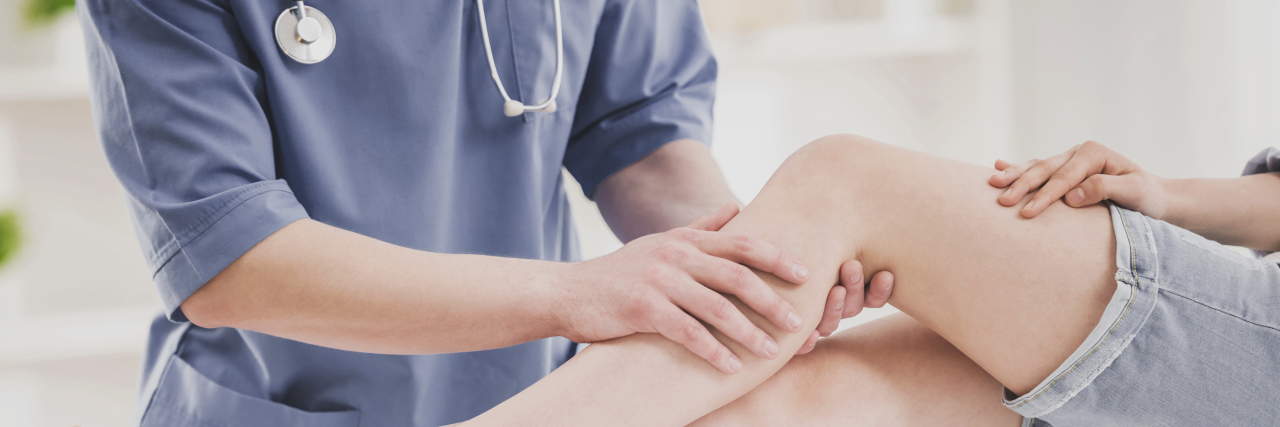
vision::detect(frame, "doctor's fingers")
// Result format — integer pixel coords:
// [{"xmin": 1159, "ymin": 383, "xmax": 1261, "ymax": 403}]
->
[
  {"xmin": 685, "ymin": 254, "xmax": 804, "ymax": 333},
  {"xmin": 864, "ymin": 271, "xmax": 894, "ymax": 309},
  {"xmin": 815, "ymin": 285, "xmax": 846, "ymax": 337},
  {"xmin": 838, "ymin": 260, "xmax": 867, "ymax": 318},
  {"xmin": 668, "ymin": 280, "xmax": 781, "ymax": 360},
  {"xmin": 674, "ymin": 228, "xmax": 810, "ymax": 285},
  {"xmin": 837, "ymin": 261, "xmax": 894, "ymax": 318},
  {"xmin": 686, "ymin": 202, "xmax": 741, "ymax": 232},
  {"xmin": 796, "ymin": 331, "xmax": 820, "ymax": 355},
  {"xmin": 650, "ymin": 303, "xmax": 743, "ymax": 374}
]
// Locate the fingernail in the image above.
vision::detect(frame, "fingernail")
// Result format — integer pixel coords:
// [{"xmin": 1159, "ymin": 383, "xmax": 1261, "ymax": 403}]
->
[
  {"xmin": 792, "ymin": 262, "xmax": 809, "ymax": 279},
  {"xmin": 1023, "ymin": 200, "xmax": 1037, "ymax": 213},
  {"xmin": 1068, "ymin": 188, "xmax": 1085, "ymax": 204},
  {"xmin": 787, "ymin": 311, "xmax": 803, "ymax": 330},
  {"xmin": 834, "ymin": 299, "xmax": 843, "ymax": 310},
  {"xmin": 726, "ymin": 356, "xmax": 742, "ymax": 373},
  {"xmin": 997, "ymin": 170, "xmax": 1006, "ymax": 177},
  {"xmin": 764, "ymin": 339, "xmax": 779, "ymax": 357},
  {"xmin": 1001, "ymin": 187, "xmax": 1012, "ymax": 198}
]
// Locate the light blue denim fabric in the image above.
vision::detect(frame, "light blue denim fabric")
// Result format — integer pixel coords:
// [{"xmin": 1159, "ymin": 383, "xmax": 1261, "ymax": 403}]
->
[{"xmin": 1006, "ymin": 204, "xmax": 1280, "ymax": 426}]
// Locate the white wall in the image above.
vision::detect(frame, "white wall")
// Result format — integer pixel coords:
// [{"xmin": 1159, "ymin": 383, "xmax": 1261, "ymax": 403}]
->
[{"xmin": 1009, "ymin": 0, "xmax": 1280, "ymax": 178}]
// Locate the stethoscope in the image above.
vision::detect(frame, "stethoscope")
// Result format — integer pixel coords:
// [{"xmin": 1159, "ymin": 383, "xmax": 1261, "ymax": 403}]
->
[{"xmin": 274, "ymin": 1, "xmax": 565, "ymax": 117}]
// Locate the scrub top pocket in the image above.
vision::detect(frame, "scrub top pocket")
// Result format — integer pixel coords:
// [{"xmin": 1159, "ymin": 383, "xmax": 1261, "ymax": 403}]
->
[{"xmin": 140, "ymin": 355, "xmax": 361, "ymax": 427}]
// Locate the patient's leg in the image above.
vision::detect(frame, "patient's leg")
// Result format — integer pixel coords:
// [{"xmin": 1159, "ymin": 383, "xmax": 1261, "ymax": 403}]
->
[
  {"xmin": 464, "ymin": 135, "xmax": 1115, "ymax": 426},
  {"xmin": 693, "ymin": 314, "xmax": 1021, "ymax": 426},
  {"xmin": 751, "ymin": 135, "xmax": 1117, "ymax": 396}
]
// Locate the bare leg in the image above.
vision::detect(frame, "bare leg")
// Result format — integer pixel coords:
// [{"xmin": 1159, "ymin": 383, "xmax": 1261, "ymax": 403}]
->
[
  {"xmin": 694, "ymin": 314, "xmax": 1021, "ymax": 426},
  {"xmin": 464, "ymin": 135, "xmax": 1116, "ymax": 426},
  {"xmin": 749, "ymin": 135, "xmax": 1117, "ymax": 395}
]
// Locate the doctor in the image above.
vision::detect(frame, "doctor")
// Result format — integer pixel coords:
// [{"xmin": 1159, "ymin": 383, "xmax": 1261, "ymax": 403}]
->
[{"xmin": 79, "ymin": 0, "xmax": 891, "ymax": 425}]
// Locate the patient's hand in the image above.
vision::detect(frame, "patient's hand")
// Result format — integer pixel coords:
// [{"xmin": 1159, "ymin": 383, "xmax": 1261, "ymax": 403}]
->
[{"xmin": 987, "ymin": 140, "xmax": 1169, "ymax": 219}]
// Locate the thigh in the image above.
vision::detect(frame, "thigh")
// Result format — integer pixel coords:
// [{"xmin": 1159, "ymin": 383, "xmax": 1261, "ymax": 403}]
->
[
  {"xmin": 744, "ymin": 136, "xmax": 1119, "ymax": 394},
  {"xmin": 692, "ymin": 314, "xmax": 1023, "ymax": 427},
  {"xmin": 1015, "ymin": 209, "xmax": 1280, "ymax": 426}
]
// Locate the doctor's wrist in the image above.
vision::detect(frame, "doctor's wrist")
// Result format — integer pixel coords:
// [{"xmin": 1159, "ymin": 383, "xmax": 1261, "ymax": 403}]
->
[{"xmin": 542, "ymin": 260, "xmax": 588, "ymax": 340}]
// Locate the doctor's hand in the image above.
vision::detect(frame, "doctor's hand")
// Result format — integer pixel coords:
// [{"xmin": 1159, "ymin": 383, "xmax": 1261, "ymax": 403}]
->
[
  {"xmin": 799, "ymin": 260, "xmax": 895, "ymax": 354},
  {"xmin": 988, "ymin": 141, "xmax": 1169, "ymax": 219},
  {"xmin": 557, "ymin": 202, "xmax": 813, "ymax": 374}
]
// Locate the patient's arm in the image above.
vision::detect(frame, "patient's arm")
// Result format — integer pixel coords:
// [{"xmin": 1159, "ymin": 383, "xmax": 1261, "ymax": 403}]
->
[{"xmin": 464, "ymin": 135, "xmax": 1117, "ymax": 426}]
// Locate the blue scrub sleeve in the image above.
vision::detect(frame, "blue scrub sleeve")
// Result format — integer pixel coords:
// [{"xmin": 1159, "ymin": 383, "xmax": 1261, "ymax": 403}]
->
[
  {"xmin": 80, "ymin": 0, "xmax": 308, "ymax": 322},
  {"xmin": 564, "ymin": 0, "xmax": 718, "ymax": 198}
]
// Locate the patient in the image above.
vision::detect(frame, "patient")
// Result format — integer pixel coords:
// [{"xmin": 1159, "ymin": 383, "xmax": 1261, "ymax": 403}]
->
[{"xmin": 459, "ymin": 136, "xmax": 1280, "ymax": 426}]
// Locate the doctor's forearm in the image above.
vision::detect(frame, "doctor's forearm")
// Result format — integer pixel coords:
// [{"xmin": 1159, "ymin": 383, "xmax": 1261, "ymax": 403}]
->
[
  {"xmin": 595, "ymin": 139, "xmax": 738, "ymax": 241},
  {"xmin": 181, "ymin": 218, "xmax": 570, "ymax": 355}
]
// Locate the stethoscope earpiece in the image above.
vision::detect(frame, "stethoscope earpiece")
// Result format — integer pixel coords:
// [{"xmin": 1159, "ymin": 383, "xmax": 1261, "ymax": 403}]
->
[
  {"xmin": 275, "ymin": 1, "xmax": 336, "ymax": 64},
  {"xmin": 503, "ymin": 100, "xmax": 524, "ymax": 117},
  {"xmin": 504, "ymin": 99, "xmax": 557, "ymax": 117}
]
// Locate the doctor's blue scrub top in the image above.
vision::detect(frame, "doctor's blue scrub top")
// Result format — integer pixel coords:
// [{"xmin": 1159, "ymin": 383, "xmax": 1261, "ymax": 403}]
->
[{"xmin": 77, "ymin": 0, "xmax": 716, "ymax": 425}]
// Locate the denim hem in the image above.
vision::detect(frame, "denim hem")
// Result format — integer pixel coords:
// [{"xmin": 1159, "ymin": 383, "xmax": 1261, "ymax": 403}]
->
[{"xmin": 1003, "ymin": 204, "xmax": 1161, "ymax": 418}]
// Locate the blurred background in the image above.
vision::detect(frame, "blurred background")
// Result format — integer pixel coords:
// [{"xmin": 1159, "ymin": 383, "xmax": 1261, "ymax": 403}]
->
[{"xmin": 2, "ymin": 0, "xmax": 1279, "ymax": 425}]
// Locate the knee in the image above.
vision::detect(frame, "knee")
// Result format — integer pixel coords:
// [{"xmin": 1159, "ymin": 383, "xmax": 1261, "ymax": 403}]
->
[
  {"xmin": 759, "ymin": 134, "xmax": 896, "ymax": 208},
  {"xmin": 797, "ymin": 133, "xmax": 888, "ymax": 158},
  {"xmin": 774, "ymin": 134, "xmax": 893, "ymax": 184}
]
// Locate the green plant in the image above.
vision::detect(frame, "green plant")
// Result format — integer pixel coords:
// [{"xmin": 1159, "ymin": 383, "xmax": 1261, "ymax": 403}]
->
[
  {"xmin": 23, "ymin": 0, "xmax": 76, "ymax": 27},
  {"xmin": 0, "ymin": 211, "xmax": 20, "ymax": 270}
]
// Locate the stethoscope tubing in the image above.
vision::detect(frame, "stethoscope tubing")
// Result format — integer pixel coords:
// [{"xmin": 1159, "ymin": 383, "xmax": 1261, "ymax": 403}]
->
[
  {"xmin": 277, "ymin": 0, "xmax": 564, "ymax": 117},
  {"xmin": 475, "ymin": 0, "xmax": 564, "ymax": 114}
]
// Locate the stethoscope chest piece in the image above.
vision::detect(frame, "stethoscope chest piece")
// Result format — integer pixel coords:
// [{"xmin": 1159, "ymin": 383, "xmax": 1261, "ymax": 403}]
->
[{"xmin": 275, "ymin": 2, "xmax": 336, "ymax": 64}]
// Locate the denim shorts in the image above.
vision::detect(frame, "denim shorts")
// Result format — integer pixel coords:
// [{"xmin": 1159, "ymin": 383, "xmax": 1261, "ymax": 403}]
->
[{"xmin": 1004, "ymin": 204, "xmax": 1280, "ymax": 426}]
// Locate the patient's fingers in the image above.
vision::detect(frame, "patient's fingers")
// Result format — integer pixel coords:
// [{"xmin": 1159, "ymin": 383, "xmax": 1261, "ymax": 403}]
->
[
  {"xmin": 816, "ymin": 285, "xmax": 846, "ymax": 337},
  {"xmin": 1023, "ymin": 150, "xmax": 1103, "ymax": 218},
  {"xmin": 864, "ymin": 271, "xmax": 894, "ymax": 308},
  {"xmin": 990, "ymin": 158, "xmax": 1035, "ymax": 185},
  {"xmin": 988, "ymin": 159, "xmax": 1034, "ymax": 191},
  {"xmin": 998, "ymin": 150, "xmax": 1075, "ymax": 208}
]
